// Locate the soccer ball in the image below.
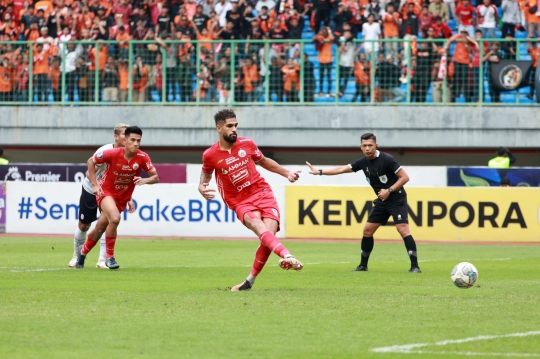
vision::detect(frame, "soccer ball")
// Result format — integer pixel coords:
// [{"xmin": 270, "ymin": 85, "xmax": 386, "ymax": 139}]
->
[{"xmin": 451, "ymin": 262, "xmax": 478, "ymax": 289}]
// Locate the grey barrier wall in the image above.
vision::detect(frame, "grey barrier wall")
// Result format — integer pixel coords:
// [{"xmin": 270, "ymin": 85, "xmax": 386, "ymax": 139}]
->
[{"xmin": 0, "ymin": 106, "xmax": 538, "ymax": 148}]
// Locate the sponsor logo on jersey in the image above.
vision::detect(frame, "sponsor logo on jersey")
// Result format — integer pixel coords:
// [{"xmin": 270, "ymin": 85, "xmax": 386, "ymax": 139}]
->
[
  {"xmin": 229, "ymin": 168, "xmax": 249, "ymax": 186},
  {"xmin": 146, "ymin": 162, "xmax": 153, "ymax": 170},
  {"xmin": 222, "ymin": 168, "xmax": 228, "ymax": 175},
  {"xmin": 225, "ymin": 156, "xmax": 239, "ymax": 165},
  {"xmin": 133, "ymin": 164, "xmax": 139, "ymax": 170},
  {"xmin": 217, "ymin": 159, "xmax": 223, "ymax": 164},
  {"xmin": 237, "ymin": 181, "xmax": 251, "ymax": 191},
  {"xmin": 116, "ymin": 164, "xmax": 122, "ymax": 167},
  {"xmin": 115, "ymin": 184, "xmax": 129, "ymax": 190},
  {"xmin": 239, "ymin": 138, "xmax": 251, "ymax": 142},
  {"xmin": 398, "ymin": 214, "xmax": 402, "ymax": 220},
  {"xmin": 272, "ymin": 208, "xmax": 278, "ymax": 216},
  {"xmin": 228, "ymin": 158, "xmax": 249, "ymax": 171},
  {"xmin": 238, "ymin": 149, "xmax": 246, "ymax": 158},
  {"xmin": 379, "ymin": 175, "xmax": 388, "ymax": 183},
  {"xmin": 122, "ymin": 165, "xmax": 132, "ymax": 171},
  {"xmin": 97, "ymin": 152, "xmax": 103, "ymax": 159}
]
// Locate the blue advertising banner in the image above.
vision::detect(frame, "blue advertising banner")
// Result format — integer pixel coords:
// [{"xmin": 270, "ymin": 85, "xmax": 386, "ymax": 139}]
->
[{"xmin": 448, "ymin": 167, "xmax": 540, "ymax": 187}]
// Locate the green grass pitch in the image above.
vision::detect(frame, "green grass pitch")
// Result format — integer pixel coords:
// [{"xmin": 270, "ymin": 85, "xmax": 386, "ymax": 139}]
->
[{"xmin": 0, "ymin": 236, "xmax": 539, "ymax": 359}]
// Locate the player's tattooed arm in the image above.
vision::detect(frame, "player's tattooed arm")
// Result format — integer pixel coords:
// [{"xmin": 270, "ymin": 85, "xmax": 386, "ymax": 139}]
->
[
  {"xmin": 87, "ymin": 156, "xmax": 103, "ymax": 197},
  {"xmin": 305, "ymin": 161, "xmax": 353, "ymax": 176},
  {"xmin": 198, "ymin": 170, "xmax": 216, "ymax": 200},
  {"xmin": 257, "ymin": 157, "xmax": 301, "ymax": 183},
  {"xmin": 134, "ymin": 169, "xmax": 159, "ymax": 186}
]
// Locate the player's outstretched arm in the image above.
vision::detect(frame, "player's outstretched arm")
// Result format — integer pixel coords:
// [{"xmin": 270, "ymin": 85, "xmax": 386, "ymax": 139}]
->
[
  {"xmin": 257, "ymin": 157, "xmax": 301, "ymax": 183},
  {"xmin": 134, "ymin": 169, "xmax": 159, "ymax": 186},
  {"xmin": 198, "ymin": 170, "xmax": 216, "ymax": 200},
  {"xmin": 87, "ymin": 156, "xmax": 103, "ymax": 197},
  {"xmin": 306, "ymin": 161, "xmax": 353, "ymax": 176}
]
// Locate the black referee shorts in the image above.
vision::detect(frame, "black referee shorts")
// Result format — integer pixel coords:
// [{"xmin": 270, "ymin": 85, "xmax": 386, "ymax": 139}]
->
[
  {"xmin": 368, "ymin": 196, "xmax": 409, "ymax": 225},
  {"xmin": 78, "ymin": 187, "xmax": 99, "ymax": 224}
]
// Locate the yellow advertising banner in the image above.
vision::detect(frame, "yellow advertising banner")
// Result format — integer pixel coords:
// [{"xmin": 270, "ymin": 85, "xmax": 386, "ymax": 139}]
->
[{"xmin": 285, "ymin": 186, "xmax": 540, "ymax": 242}]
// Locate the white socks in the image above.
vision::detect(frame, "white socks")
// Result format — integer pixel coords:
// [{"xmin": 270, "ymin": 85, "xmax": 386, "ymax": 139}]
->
[
  {"xmin": 246, "ymin": 274, "xmax": 257, "ymax": 285},
  {"xmin": 98, "ymin": 234, "xmax": 106, "ymax": 261},
  {"xmin": 74, "ymin": 227, "xmax": 87, "ymax": 255}
]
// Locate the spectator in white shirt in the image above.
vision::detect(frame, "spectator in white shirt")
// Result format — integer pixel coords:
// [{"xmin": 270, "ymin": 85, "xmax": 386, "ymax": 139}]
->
[
  {"xmin": 62, "ymin": 42, "xmax": 83, "ymax": 102},
  {"xmin": 215, "ymin": 0, "xmax": 233, "ymax": 28},
  {"xmin": 255, "ymin": 0, "xmax": 276, "ymax": 15},
  {"xmin": 362, "ymin": 14, "xmax": 381, "ymax": 58},
  {"xmin": 37, "ymin": 27, "xmax": 54, "ymax": 51},
  {"xmin": 477, "ymin": 0, "xmax": 498, "ymax": 38}
]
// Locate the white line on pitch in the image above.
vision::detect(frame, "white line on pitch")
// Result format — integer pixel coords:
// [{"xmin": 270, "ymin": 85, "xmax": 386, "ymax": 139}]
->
[
  {"xmin": 371, "ymin": 330, "xmax": 540, "ymax": 355},
  {"xmin": 404, "ymin": 350, "xmax": 540, "ymax": 357}
]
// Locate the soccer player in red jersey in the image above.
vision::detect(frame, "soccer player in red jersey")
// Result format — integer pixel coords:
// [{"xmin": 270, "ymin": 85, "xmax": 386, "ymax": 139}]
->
[
  {"xmin": 76, "ymin": 126, "xmax": 159, "ymax": 270},
  {"xmin": 199, "ymin": 109, "xmax": 303, "ymax": 291}
]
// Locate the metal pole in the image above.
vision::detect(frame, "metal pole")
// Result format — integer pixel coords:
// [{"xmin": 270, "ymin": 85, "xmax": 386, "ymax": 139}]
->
[
  {"xmin": 335, "ymin": 41, "xmax": 339, "ymax": 105},
  {"xmin": 516, "ymin": 39, "xmax": 520, "ymax": 104},
  {"xmin": 406, "ymin": 39, "xmax": 411, "ymax": 103},
  {"xmin": 161, "ymin": 47, "xmax": 166, "ymax": 103},
  {"xmin": 300, "ymin": 41, "xmax": 304, "ymax": 103},
  {"xmin": 29, "ymin": 45, "xmax": 33, "ymax": 104},
  {"xmin": 370, "ymin": 40, "xmax": 375, "ymax": 103},
  {"xmin": 196, "ymin": 42, "xmax": 201, "ymax": 103},
  {"xmin": 264, "ymin": 41, "xmax": 269, "ymax": 104},
  {"xmin": 128, "ymin": 41, "xmax": 133, "ymax": 103},
  {"xmin": 94, "ymin": 41, "xmax": 99, "ymax": 103},
  {"xmin": 479, "ymin": 39, "xmax": 484, "ymax": 104},
  {"xmin": 61, "ymin": 44, "xmax": 66, "ymax": 105},
  {"xmin": 230, "ymin": 41, "xmax": 235, "ymax": 105}
]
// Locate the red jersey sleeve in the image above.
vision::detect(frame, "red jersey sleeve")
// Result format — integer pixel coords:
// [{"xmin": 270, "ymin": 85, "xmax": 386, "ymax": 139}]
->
[
  {"xmin": 250, "ymin": 140, "xmax": 264, "ymax": 162},
  {"xmin": 143, "ymin": 154, "xmax": 155, "ymax": 173},
  {"xmin": 202, "ymin": 149, "xmax": 215, "ymax": 173},
  {"xmin": 93, "ymin": 148, "xmax": 113, "ymax": 165}
]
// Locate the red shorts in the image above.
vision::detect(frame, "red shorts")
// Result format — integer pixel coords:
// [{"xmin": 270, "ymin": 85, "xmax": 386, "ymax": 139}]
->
[
  {"xmin": 97, "ymin": 194, "xmax": 128, "ymax": 212},
  {"xmin": 234, "ymin": 189, "xmax": 281, "ymax": 232}
]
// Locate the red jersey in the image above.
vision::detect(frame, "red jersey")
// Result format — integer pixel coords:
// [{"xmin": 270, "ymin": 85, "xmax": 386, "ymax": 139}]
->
[
  {"xmin": 202, "ymin": 137, "xmax": 270, "ymax": 209},
  {"xmin": 455, "ymin": 4, "xmax": 475, "ymax": 26},
  {"xmin": 93, "ymin": 147, "xmax": 155, "ymax": 205}
]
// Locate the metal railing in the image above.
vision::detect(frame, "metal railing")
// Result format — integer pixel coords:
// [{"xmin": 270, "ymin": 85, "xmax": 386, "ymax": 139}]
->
[{"xmin": 0, "ymin": 38, "xmax": 536, "ymax": 105}]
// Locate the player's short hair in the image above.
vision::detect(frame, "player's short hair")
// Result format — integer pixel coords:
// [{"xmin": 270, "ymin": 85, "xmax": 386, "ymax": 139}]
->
[
  {"xmin": 497, "ymin": 147, "xmax": 506, "ymax": 156},
  {"xmin": 114, "ymin": 123, "xmax": 130, "ymax": 134},
  {"xmin": 500, "ymin": 177, "xmax": 511, "ymax": 185},
  {"xmin": 361, "ymin": 133, "xmax": 377, "ymax": 142},
  {"xmin": 125, "ymin": 126, "xmax": 143, "ymax": 138},
  {"xmin": 214, "ymin": 109, "xmax": 236, "ymax": 125}
]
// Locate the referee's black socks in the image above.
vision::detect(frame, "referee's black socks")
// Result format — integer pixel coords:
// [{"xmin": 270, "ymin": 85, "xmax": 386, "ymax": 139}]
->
[
  {"xmin": 403, "ymin": 235, "xmax": 419, "ymax": 268},
  {"xmin": 360, "ymin": 236, "xmax": 374, "ymax": 267}
]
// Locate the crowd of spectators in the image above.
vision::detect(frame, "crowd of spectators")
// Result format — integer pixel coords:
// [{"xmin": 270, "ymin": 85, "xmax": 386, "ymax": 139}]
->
[{"xmin": 0, "ymin": 0, "xmax": 537, "ymax": 102}]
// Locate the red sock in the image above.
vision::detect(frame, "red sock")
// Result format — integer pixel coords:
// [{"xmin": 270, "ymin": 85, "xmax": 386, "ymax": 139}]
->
[
  {"xmin": 259, "ymin": 231, "xmax": 290, "ymax": 258},
  {"xmin": 81, "ymin": 237, "xmax": 98, "ymax": 255},
  {"xmin": 105, "ymin": 236, "xmax": 116, "ymax": 259},
  {"xmin": 250, "ymin": 244, "xmax": 272, "ymax": 276}
]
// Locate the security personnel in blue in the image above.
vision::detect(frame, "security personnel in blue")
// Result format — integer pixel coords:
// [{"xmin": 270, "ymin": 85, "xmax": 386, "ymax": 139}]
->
[
  {"xmin": 306, "ymin": 133, "xmax": 421, "ymax": 273},
  {"xmin": 488, "ymin": 147, "xmax": 516, "ymax": 168}
]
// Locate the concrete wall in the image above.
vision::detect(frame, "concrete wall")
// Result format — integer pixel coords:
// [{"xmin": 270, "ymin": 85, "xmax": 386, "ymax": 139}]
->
[{"xmin": 0, "ymin": 106, "xmax": 538, "ymax": 148}]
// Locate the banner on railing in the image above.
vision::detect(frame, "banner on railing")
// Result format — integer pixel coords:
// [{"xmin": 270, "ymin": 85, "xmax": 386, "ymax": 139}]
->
[
  {"xmin": 284, "ymin": 186, "xmax": 540, "ymax": 242},
  {"xmin": 0, "ymin": 164, "xmax": 187, "ymax": 183},
  {"xmin": 490, "ymin": 61, "xmax": 533, "ymax": 92},
  {"xmin": 5, "ymin": 182, "xmax": 285, "ymax": 238},
  {"xmin": 448, "ymin": 167, "xmax": 540, "ymax": 187}
]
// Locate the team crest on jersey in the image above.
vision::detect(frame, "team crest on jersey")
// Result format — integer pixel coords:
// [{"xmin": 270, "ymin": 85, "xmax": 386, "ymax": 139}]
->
[
  {"xmin": 133, "ymin": 164, "xmax": 139, "ymax": 170},
  {"xmin": 222, "ymin": 168, "xmax": 228, "ymax": 175},
  {"xmin": 238, "ymin": 149, "xmax": 246, "ymax": 158},
  {"xmin": 97, "ymin": 152, "xmax": 103, "ymax": 159},
  {"xmin": 379, "ymin": 175, "xmax": 388, "ymax": 183}
]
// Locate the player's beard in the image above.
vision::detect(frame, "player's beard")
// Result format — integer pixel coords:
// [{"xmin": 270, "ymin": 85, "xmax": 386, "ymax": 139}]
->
[{"xmin": 223, "ymin": 133, "xmax": 237, "ymax": 143}]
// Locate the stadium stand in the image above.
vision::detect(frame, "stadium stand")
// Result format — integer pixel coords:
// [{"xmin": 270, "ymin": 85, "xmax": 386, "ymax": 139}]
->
[{"xmin": 0, "ymin": 0, "xmax": 538, "ymax": 104}]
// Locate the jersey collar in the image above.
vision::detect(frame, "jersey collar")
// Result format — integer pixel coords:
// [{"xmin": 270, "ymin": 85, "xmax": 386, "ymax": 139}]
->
[{"xmin": 375, "ymin": 150, "xmax": 380, "ymax": 157}]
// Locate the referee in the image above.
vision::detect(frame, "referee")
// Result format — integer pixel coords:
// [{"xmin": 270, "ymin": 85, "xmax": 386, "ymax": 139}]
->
[{"xmin": 306, "ymin": 133, "xmax": 421, "ymax": 273}]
